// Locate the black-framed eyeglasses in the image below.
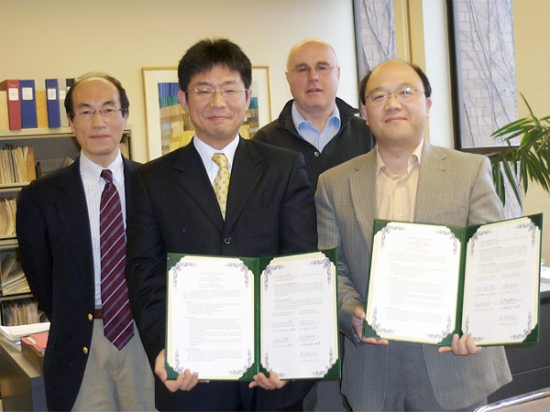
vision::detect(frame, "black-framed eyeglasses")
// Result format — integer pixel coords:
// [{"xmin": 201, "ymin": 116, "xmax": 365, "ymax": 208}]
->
[
  {"xmin": 366, "ymin": 86, "xmax": 424, "ymax": 105},
  {"xmin": 292, "ymin": 63, "xmax": 336, "ymax": 77},
  {"xmin": 187, "ymin": 87, "xmax": 248, "ymax": 100},
  {"xmin": 70, "ymin": 108, "xmax": 126, "ymax": 120}
]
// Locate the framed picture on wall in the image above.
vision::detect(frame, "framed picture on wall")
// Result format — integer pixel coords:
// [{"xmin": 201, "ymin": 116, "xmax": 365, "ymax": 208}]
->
[{"xmin": 142, "ymin": 66, "xmax": 272, "ymax": 160}]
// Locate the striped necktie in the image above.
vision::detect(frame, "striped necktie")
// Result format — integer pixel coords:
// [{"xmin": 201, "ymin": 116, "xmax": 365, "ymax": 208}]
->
[{"xmin": 100, "ymin": 169, "xmax": 134, "ymax": 350}]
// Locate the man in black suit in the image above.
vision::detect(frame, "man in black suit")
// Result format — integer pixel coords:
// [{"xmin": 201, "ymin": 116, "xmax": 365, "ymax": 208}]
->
[
  {"xmin": 16, "ymin": 73, "xmax": 154, "ymax": 411},
  {"xmin": 126, "ymin": 38, "xmax": 317, "ymax": 411}
]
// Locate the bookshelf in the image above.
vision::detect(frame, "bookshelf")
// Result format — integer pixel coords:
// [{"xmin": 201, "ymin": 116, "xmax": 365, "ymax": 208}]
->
[{"xmin": 0, "ymin": 126, "xmax": 132, "ymax": 327}]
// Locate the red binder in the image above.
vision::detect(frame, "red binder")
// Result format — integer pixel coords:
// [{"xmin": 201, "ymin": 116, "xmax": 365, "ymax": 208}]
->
[{"xmin": 0, "ymin": 79, "xmax": 22, "ymax": 130}]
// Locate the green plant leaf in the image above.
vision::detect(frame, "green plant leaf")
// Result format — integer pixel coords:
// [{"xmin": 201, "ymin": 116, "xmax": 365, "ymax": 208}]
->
[{"xmin": 491, "ymin": 94, "xmax": 550, "ymax": 206}]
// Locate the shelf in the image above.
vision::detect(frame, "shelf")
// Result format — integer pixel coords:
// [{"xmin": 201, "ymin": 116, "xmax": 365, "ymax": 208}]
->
[
  {"xmin": 0, "ymin": 127, "xmax": 74, "ymax": 141},
  {"xmin": 0, "ymin": 238, "xmax": 17, "ymax": 249},
  {"xmin": 0, "ymin": 183, "xmax": 28, "ymax": 194},
  {"xmin": 0, "ymin": 293, "xmax": 33, "ymax": 303}
]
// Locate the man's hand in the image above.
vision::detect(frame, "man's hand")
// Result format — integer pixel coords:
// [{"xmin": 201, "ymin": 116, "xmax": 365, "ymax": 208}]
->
[
  {"xmin": 353, "ymin": 307, "xmax": 389, "ymax": 346},
  {"xmin": 155, "ymin": 349, "xmax": 200, "ymax": 392},
  {"xmin": 249, "ymin": 371, "xmax": 287, "ymax": 390},
  {"xmin": 438, "ymin": 334, "xmax": 482, "ymax": 356}
]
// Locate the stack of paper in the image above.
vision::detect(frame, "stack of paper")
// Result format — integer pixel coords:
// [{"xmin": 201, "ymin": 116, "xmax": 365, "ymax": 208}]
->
[
  {"xmin": 0, "ymin": 322, "xmax": 50, "ymax": 350},
  {"xmin": 0, "ymin": 197, "xmax": 16, "ymax": 237},
  {"xmin": 1, "ymin": 253, "xmax": 30, "ymax": 295},
  {"xmin": 0, "ymin": 322, "xmax": 50, "ymax": 341},
  {"xmin": 1, "ymin": 298, "xmax": 45, "ymax": 326},
  {"xmin": 0, "ymin": 145, "xmax": 35, "ymax": 183}
]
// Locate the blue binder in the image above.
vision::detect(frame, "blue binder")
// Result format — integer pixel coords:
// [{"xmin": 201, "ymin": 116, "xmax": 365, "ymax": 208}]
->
[
  {"xmin": 45, "ymin": 79, "xmax": 61, "ymax": 128},
  {"xmin": 19, "ymin": 79, "xmax": 37, "ymax": 128}
]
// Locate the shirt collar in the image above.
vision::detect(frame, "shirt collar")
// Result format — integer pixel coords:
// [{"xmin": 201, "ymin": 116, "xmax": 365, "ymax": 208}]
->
[
  {"xmin": 291, "ymin": 101, "xmax": 341, "ymax": 134},
  {"xmin": 376, "ymin": 138, "xmax": 424, "ymax": 177},
  {"xmin": 193, "ymin": 134, "xmax": 239, "ymax": 170},
  {"xmin": 79, "ymin": 150, "xmax": 124, "ymax": 184}
]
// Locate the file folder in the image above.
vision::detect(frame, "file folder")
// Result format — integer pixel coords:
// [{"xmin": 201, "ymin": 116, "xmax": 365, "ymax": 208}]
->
[
  {"xmin": 0, "ymin": 79, "xmax": 22, "ymax": 130},
  {"xmin": 0, "ymin": 91, "xmax": 9, "ymax": 130},
  {"xmin": 20, "ymin": 79, "xmax": 37, "ymax": 128},
  {"xmin": 36, "ymin": 90, "xmax": 48, "ymax": 128},
  {"xmin": 45, "ymin": 79, "xmax": 61, "ymax": 128},
  {"xmin": 58, "ymin": 78, "xmax": 69, "ymax": 127}
]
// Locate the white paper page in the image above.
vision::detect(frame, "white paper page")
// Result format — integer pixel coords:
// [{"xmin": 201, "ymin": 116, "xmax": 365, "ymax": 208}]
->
[
  {"xmin": 260, "ymin": 251, "xmax": 338, "ymax": 379},
  {"xmin": 462, "ymin": 217, "xmax": 540, "ymax": 344},
  {"xmin": 0, "ymin": 322, "xmax": 50, "ymax": 341},
  {"xmin": 366, "ymin": 222, "xmax": 460, "ymax": 343},
  {"xmin": 167, "ymin": 256, "xmax": 254, "ymax": 379}
]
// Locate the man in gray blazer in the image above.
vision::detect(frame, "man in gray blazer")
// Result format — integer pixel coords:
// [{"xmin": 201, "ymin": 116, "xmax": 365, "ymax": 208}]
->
[{"xmin": 315, "ymin": 60, "xmax": 512, "ymax": 411}]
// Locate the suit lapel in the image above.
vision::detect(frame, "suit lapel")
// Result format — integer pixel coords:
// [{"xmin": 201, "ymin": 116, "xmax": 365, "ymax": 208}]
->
[
  {"xmin": 122, "ymin": 157, "xmax": 139, "ymax": 205},
  {"xmin": 224, "ymin": 138, "xmax": 262, "ymax": 231},
  {"xmin": 57, "ymin": 161, "xmax": 95, "ymax": 278},
  {"xmin": 350, "ymin": 151, "xmax": 378, "ymax": 243},
  {"xmin": 415, "ymin": 141, "xmax": 447, "ymax": 223},
  {"xmin": 172, "ymin": 144, "xmax": 225, "ymax": 230}
]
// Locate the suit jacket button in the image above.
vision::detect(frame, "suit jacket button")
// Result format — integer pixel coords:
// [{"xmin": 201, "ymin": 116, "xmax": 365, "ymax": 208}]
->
[
  {"xmin": 314, "ymin": 151, "xmax": 320, "ymax": 157},
  {"xmin": 224, "ymin": 237, "xmax": 231, "ymax": 245},
  {"xmin": 82, "ymin": 347, "xmax": 89, "ymax": 355},
  {"xmin": 88, "ymin": 313, "xmax": 93, "ymax": 321}
]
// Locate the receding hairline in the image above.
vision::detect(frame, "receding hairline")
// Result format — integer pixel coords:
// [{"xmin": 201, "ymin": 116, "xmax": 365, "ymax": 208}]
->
[
  {"xmin": 369, "ymin": 60, "xmax": 422, "ymax": 87},
  {"xmin": 286, "ymin": 38, "xmax": 338, "ymax": 70}
]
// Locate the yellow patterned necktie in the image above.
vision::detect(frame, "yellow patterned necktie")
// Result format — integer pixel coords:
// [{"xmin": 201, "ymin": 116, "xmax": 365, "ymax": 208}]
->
[{"xmin": 212, "ymin": 153, "xmax": 230, "ymax": 219}]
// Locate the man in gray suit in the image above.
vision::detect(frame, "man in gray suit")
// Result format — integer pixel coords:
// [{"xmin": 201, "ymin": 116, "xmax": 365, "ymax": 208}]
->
[{"xmin": 315, "ymin": 60, "xmax": 512, "ymax": 411}]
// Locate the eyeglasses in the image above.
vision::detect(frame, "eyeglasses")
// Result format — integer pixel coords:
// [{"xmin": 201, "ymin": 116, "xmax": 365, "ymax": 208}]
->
[
  {"xmin": 292, "ymin": 63, "xmax": 336, "ymax": 77},
  {"xmin": 188, "ymin": 87, "xmax": 248, "ymax": 100},
  {"xmin": 70, "ymin": 108, "xmax": 125, "ymax": 120},
  {"xmin": 366, "ymin": 86, "xmax": 424, "ymax": 105}
]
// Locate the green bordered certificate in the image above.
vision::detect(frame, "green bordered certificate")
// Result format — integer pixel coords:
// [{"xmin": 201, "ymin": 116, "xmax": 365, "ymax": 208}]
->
[
  {"xmin": 166, "ymin": 249, "xmax": 340, "ymax": 381},
  {"xmin": 363, "ymin": 214, "xmax": 543, "ymax": 346}
]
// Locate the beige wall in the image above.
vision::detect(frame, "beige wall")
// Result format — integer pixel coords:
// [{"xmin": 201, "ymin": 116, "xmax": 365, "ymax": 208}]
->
[
  {"xmin": 514, "ymin": 0, "xmax": 550, "ymax": 261},
  {"xmin": 0, "ymin": 0, "xmax": 359, "ymax": 162},
  {"xmin": 2, "ymin": 0, "xmax": 548, "ymax": 259}
]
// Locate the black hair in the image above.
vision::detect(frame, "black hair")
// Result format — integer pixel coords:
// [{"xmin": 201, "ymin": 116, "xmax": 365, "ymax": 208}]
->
[{"xmin": 177, "ymin": 38, "xmax": 252, "ymax": 92}]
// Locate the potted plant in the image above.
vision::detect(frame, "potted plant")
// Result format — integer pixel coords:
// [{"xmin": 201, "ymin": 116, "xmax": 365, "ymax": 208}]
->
[{"xmin": 490, "ymin": 94, "xmax": 550, "ymax": 206}]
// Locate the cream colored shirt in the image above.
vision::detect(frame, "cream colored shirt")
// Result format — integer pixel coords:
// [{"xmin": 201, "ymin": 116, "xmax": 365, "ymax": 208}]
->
[{"xmin": 376, "ymin": 139, "xmax": 423, "ymax": 221}]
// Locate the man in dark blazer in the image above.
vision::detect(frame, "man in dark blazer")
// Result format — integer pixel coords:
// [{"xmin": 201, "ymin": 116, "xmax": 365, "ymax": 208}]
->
[
  {"xmin": 253, "ymin": 38, "xmax": 374, "ymax": 410},
  {"xmin": 16, "ymin": 73, "xmax": 154, "ymax": 411},
  {"xmin": 126, "ymin": 38, "xmax": 317, "ymax": 411},
  {"xmin": 253, "ymin": 38, "xmax": 374, "ymax": 193}
]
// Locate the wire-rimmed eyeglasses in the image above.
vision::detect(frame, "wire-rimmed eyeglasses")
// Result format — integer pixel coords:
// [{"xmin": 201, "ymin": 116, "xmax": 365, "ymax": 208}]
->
[
  {"xmin": 365, "ymin": 86, "xmax": 424, "ymax": 105},
  {"xmin": 70, "ymin": 108, "xmax": 126, "ymax": 120},
  {"xmin": 187, "ymin": 87, "xmax": 248, "ymax": 100}
]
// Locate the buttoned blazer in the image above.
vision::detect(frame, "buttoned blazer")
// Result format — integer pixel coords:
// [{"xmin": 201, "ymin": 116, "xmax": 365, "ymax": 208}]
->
[
  {"xmin": 16, "ymin": 156, "xmax": 139, "ymax": 411},
  {"xmin": 126, "ymin": 137, "xmax": 317, "ymax": 410},
  {"xmin": 315, "ymin": 140, "xmax": 512, "ymax": 411}
]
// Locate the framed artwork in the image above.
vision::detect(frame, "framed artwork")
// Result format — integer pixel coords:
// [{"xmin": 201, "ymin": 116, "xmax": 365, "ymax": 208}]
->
[{"xmin": 142, "ymin": 66, "xmax": 272, "ymax": 160}]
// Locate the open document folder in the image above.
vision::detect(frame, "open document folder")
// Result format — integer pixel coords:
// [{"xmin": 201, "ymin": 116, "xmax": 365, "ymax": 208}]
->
[
  {"xmin": 166, "ymin": 249, "xmax": 340, "ymax": 381},
  {"xmin": 363, "ymin": 214, "xmax": 543, "ymax": 346}
]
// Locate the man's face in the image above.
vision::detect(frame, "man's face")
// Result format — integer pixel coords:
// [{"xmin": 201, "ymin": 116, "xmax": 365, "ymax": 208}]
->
[
  {"xmin": 362, "ymin": 61, "xmax": 432, "ymax": 149},
  {"xmin": 69, "ymin": 78, "xmax": 127, "ymax": 167},
  {"xmin": 285, "ymin": 41, "xmax": 340, "ymax": 117},
  {"xmin": 178, "ymin": 65, "xmax": 252, "ymax": 150}
]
